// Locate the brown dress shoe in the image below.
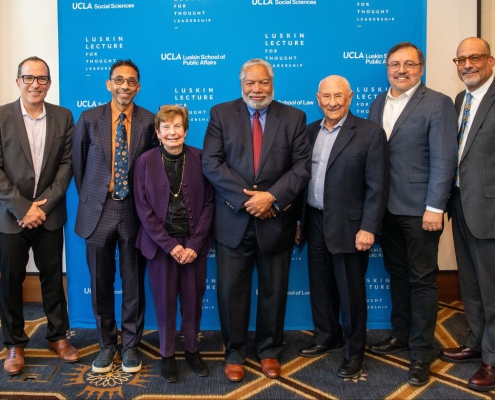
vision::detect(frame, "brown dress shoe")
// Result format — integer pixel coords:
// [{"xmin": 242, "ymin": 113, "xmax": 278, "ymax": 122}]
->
[
  {"xmin": 468, "ymin": 362, "xmax": 495, "ymax": 392},
  {"xmin": 440, "ymin": 345, "xmax": 482, "ymax": 363},
  {"xmin": 48, "ymin": 339, "xmax": 80, "ymax": 362},
  {"xmin": 224, "ymin": 363, "xmax": 244, "ymax": 382},
  {"xmin": 261, "ymin": 358, "xmax": 280, "ymax": 379},
  {"xmin": 4, "ymin": 347, "xmax": 25, "ymax": 376}
]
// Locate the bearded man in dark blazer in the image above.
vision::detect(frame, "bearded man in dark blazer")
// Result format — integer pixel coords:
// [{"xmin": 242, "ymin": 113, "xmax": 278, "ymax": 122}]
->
[
  {"xmin": 0, "ymin": 56, "xmax": 79, "ymax": 376},
  {"xmin": 297, "ymin": 75, "xmax": 389, "ymax": 379},
  {"xmin": 440, "ymin": 37, "xmax": 495, "ymax": 393},
  {"xmin": 72, "ymin": 59, "xmax": 156, "ymax": 374},
  {"xmin": 202, "ymin": 58, "xmax": 311, "ymax": 382}
]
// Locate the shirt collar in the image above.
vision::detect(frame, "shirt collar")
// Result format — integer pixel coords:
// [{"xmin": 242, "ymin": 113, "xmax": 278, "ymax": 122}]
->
[
  {"xmin": 320, "ymin": 112, "xmax": 348, "ymax": 133},
  {"xmin": 111, "ymin": 101, "xmax": 133, "ymax": 124},
  {"xmin": 246, "ymin": 103, "xmax": 269, "ymax": 118},
  {"xmin": 386, "ymin": 81, "xmax": 421, "ymax": 101},
  {"xmin": 19, "ymin": 98, "xmax": 46, "ymax": 119},
  {"xmin": 467, "ymin": 76, "xmax": 494, "ymax": 98}
]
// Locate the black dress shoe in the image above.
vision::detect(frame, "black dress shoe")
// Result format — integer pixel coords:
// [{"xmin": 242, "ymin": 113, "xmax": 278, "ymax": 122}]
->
[
  {"xmin": 338, "ymin": 358, "xmax": 363, "ymax": 379},
  {"xmin": 185, "ymin": 350, "xmax": 209, "ymax": 377},
  {"xmin": 369, "ymin": 335, "xmax": 409, "ymax": 355},
  {"xmin": 161, "ymin": 356, "xmax": 177, "ymax": 383},
  {"xmin": 408, "ymin": 359, "xmax": 430, "ymax": 386},
  {"xmin": 298, "ymin": 342, "xmax": 345, "ymax": 358}
]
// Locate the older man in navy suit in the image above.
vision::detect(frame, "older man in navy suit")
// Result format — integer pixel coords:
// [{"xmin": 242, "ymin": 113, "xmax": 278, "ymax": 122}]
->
[
  {"xmin": 297, "ymin": 76, "xmax": 389, "ymax": 379},
  {"xmin": 440, "ymin": 37, "xmax": 495, "ymax": 393},
  {"xmin": 0, "ymin": 56, "xmax": 79, "ymax": 375},
  {"xmin": 202, "ymin": 58, "xmax": 311, "ymax": 382},
  {"xmin": 72, "ymin": 59, "xmax": 156, "ymax": 374},
  {"xmin": 368, "ymin": 42, "xmax": 458, "ymax": 386}
]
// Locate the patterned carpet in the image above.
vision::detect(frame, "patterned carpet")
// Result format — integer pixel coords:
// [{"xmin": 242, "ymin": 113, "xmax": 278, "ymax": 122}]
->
[{"xmin": 0, "ymin": 301, "xmax": 493, "ymax": 399}]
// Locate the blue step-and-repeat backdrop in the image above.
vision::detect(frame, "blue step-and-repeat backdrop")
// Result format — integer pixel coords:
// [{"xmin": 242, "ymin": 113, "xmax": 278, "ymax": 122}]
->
[{"xmin": 59, "ymin": 0, "xmax": 426, "ymax": 330}]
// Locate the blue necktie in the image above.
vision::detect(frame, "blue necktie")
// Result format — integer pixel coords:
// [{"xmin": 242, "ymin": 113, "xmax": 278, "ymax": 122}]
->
[
  {"xmin": 114, "ymin": 113, "xmax": 129, "ymax": 199},
  {"xmin": 455, "ymin": 92, "xmax": 472, "ymax": 187}
]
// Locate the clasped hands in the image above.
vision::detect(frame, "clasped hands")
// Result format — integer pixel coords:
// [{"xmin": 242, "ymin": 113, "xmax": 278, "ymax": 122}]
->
[
  {"xmin": 170, "ymin": 245, "xmax": 197, "ymax": 264},
  {"xmin": 17, "ymin": 199, "xmax": 47, "ymax": 229},
  {"xmin": 243, "ymin": 189, "xmax": 276, "ymax": 220}
]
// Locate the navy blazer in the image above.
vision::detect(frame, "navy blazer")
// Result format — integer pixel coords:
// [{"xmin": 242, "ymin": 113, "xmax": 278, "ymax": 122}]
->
[
  {"xmin": 0, "ymin": 100, "xmax": 73, "ymax": 233},
  {"xmin": 455, "ymin": 79, "xmax": 495, "ymax": 239},
  {"xmin": 202, "ymin": 98, "xmax": 311, "ymax": 253},
  {"xmin": 304, "ymin": 113, "xmax": 389, "ymax": 254},
  {"xmin": 72, "ymin": 103, "xmax": 157, "ymax": 238},
  {"xmin": 134, "ymin": 146, "xmax": 214, "ymax": 259},
  {"xmin": 368, "ymin": 83, "xmax": 458, "ymax": 216}
]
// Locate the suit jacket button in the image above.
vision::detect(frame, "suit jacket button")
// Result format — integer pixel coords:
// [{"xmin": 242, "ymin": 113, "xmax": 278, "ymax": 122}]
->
[{"xmin": 253, "ymin": 184, "xmax": 258, "ymax": 189}]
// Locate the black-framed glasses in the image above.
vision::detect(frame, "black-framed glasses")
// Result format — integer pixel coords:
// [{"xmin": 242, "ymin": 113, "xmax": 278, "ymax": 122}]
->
[
  {"xmin": 386, "ymin": 61, "xmax": 423, "ymax": 71},
  {"xmin": 20, "ymin": 75, "xmax": 50, "ymax": 85},
  {"xmin": 453, "ymin": 54, "xmax": 491, "ymax": 66},
  {"xmin": 110, "ymin": 77, "xmax": 139, "ymax": 86}
]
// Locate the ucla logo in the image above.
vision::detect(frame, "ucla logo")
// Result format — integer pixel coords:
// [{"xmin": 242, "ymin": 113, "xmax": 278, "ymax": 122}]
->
[
  {"xmin": 77, "ymin": 100, "xmax": 97, "ymax": 108},
  {"xmin": 161, "ymin": 53, "xmax": 182, "ymax": 61},
  {"xmin": 252, "ymin": 0, "xmax": 273, "ymax": 5},
  {"xmin": 343, "ymin": 51, "xmax": 364, "ymax": 59},
  {"xmin": 72, "ymin": 2, "xmax": 92, "ymax": 9}
]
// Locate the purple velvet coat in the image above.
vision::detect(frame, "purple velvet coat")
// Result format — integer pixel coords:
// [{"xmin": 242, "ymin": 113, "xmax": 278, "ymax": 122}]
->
[{"xmin": 134, "ymin": 146, "xmax": 214, "ymax": 259}]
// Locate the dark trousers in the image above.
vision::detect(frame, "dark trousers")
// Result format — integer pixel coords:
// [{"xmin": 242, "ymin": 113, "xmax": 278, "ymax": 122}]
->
[
  {"xmin": 147, "ymin": 238, "xmax": 206, "ymax": 358},
  {"xmin": 381, "ymin": 209, "xmax": 441, "ymax": 363},
  {"xmin": 0, "ymin": 226, "xmax": 68, "ymax": 348},
  {"xmin": 85, "ymin": 197, "xmax": 146, "ymax": 350},
  {"xmin": 216, "ymin": 217, "xmax": 292, "ymax": 364},
  {"xmin": 307, "ymin": 207, "xmax": 369, "ymax": 361},
  {"xmin": 452, "ymin": 189, "xmax": 495, "ymax": 366}
]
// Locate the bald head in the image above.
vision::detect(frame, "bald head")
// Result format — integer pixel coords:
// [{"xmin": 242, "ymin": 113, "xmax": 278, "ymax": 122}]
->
[
  {"xmin": 456, "ymin": 37, "xmax": 494, "ymax": 91},
  {"xmin": 318, "ymin": 75, "xmax": 352, "ymax": 96},
  {"xmin": 316, "ymin": 75, "xmax": 354, "ymax": 129}
]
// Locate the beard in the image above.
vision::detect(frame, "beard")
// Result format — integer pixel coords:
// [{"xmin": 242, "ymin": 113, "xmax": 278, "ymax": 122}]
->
[
  {"xmin": 242, "ymin": 90, "xmax": 275, "ymax": 110},
  {"xmin": 460, "ymin": 69, "xmax": 482, "ymax": 88}
]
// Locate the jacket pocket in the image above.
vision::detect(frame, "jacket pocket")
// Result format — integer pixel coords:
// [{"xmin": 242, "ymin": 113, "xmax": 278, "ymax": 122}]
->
[
  {"xmin": 349, "ymin": 210, "xmax": 363, "ymax": 220},
  {"xmin": 409, "ymin": 173, "xmax": 429, "ymax": 183}
]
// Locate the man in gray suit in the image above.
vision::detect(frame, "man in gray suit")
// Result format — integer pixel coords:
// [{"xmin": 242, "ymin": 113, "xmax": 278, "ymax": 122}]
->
[
  {"xmin": 368, "ymin": 42, "xmax": 458, "ymax": 386},
  {"xmin": 0, "ymin": 56, "xmax": 79, "ymax": 376},
  {"xmin": 73, "ymin": 59, "xmax": 156, "ymax": 374},
  {"xmin": 440, "ymin": 37, "xmax": 495, "ymax": 393}
]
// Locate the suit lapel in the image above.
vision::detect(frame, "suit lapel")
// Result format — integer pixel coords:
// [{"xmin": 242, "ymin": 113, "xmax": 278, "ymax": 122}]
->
[
  {"xmin": 461, "ymin": 81, "xmax": 495, "ymax": 161},
  {"xmin": 129, "ymin": 105, "xmax": 144, "ymax": 167},
  {"xmin": 389, "ymin": 83, "xmax": 426, "ymax": 142},
  {"xmin": 257, "ymin": 102, "xmax": 280, "ymax": 177},
  {"xmin": 11, "ymin": 101, "xmax": 34, "ymax": 169},
  {"xmin": 326, "ymin": 113, "xmax": 356, "ymax": 170},
  {"xmin": 41, "ymin": 104, "xmax": 54, "ymax": 173},
  {"xmin": 99, "ymin": 104, "xmax": 113, "ymax": 169},
  {"xmin": 236, "ymin": 101, "xmax": 256, "ymax": 178}
]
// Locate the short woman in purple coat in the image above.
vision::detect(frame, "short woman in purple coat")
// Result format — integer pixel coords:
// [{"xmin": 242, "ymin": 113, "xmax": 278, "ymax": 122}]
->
[{"xmin": 134, "ymin": 105, "xmax": 214, "ymax": 383}]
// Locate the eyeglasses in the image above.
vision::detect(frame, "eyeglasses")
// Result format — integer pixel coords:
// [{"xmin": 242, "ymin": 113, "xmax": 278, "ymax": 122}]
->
[
  {"xmin": 20, "ymin": 75, "xmax": 50, "ymax": 85},
  {"xmin": 387, "ymin": 61, "xmax": 423, "ymax": 71},
  {"xmin": 453, "ymin": 54, "xmax": 491, "ymax": 66},
  {"xmin": 110, "ymin": 77, "xmax": 139, "ymax": 86}
]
